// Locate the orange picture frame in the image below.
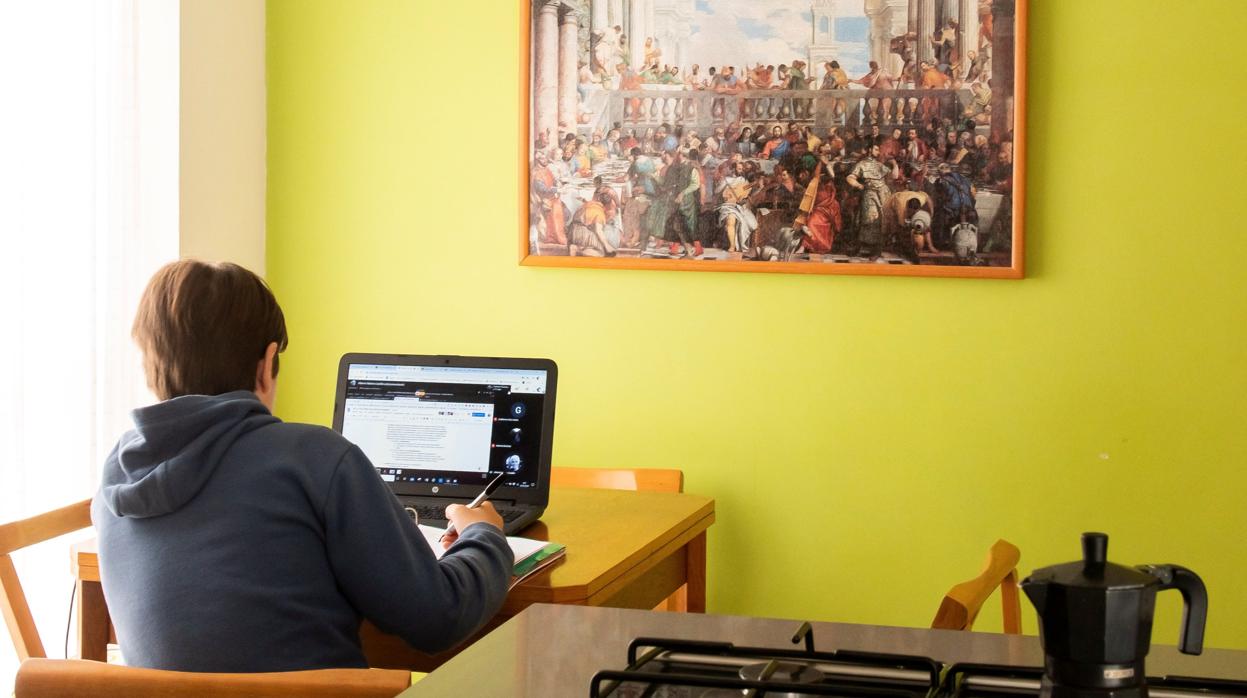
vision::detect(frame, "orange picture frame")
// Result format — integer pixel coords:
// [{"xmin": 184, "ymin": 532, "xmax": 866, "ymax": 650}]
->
[{"xmin": 519, "ymin": 0, "xmax": 1026, "ymax": 279}]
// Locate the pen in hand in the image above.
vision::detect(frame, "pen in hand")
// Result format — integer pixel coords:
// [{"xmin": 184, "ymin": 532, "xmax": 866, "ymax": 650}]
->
[{"xmin": 439, "ymin": 471, "xmax": 508, "ymax": 543}]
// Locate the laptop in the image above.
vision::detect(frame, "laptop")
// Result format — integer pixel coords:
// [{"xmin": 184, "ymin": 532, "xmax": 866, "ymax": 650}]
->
[{"xmin": 332, "ymin": 353, "xmax": 557, "ymax": 535}]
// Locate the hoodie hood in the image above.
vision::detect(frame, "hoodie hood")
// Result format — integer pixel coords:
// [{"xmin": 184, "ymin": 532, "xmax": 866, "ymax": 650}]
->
[{"xmin": 99, "ymin": 391, "xmax": 280, "ymax": 518}]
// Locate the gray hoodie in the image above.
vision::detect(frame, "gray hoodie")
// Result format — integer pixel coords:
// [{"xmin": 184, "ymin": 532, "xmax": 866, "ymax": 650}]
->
[{"xmin": 93, "ymin": 391, "xmax": 512, "ymax": 672}]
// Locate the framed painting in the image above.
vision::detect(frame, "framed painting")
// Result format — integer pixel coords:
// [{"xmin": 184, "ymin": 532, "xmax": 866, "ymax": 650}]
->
[{"xmin": 520, "ymin": 0, "xmax": 1026, "ymax": 279}]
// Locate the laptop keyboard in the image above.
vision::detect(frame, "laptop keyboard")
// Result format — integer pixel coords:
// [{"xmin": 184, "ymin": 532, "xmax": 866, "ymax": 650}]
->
[{"xmin": 405, "ymin": 505, "xmax": 525, "ymax": 525}]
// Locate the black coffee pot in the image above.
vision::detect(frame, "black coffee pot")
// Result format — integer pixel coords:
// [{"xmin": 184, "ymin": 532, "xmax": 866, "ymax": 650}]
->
[{"xmin": 1020, "ymin": 533, "xmax": 1208, "ymax": 698}]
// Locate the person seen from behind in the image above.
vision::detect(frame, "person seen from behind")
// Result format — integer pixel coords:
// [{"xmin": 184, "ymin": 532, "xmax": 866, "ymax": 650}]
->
[{"xmin": 92, "ymin": 260, "xmax": 512, "ymax": 672}]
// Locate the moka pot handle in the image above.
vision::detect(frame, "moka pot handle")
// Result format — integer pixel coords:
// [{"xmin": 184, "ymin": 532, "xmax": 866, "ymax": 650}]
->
[{"xmin": 1138, "ymin": 564, "xmax": 1207, "ymax": 655}]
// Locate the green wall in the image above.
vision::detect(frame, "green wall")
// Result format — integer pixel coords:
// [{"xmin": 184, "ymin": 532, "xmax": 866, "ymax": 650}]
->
[{"xmin": 267, "ymin": 1, "xmax": 1247, "ymax": 647}]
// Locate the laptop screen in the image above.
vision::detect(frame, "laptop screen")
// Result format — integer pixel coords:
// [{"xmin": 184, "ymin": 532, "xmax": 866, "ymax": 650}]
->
[{"xmin": 340, "ymin": 362, "xmax": 550, "ymax": 491}]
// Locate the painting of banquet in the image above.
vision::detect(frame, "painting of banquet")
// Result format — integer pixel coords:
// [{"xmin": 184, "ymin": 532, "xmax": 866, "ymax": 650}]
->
[{"xmin": 527, "ymin": 0, "xmax": 1019, "ymax": 268}]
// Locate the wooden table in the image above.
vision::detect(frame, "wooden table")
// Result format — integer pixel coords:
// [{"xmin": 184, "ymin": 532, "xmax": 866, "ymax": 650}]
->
[
  {"xmin": 401, "ymin": 604, "xmax": 1247, "ymax": 696},
  {"xmin": 71, "ymin": 487, "xmax": 715, "ymax": 670}
]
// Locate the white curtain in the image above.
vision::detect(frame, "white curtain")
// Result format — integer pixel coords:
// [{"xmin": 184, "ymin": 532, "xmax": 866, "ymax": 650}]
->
[{"xmin": 0, "ymin": 0, "xmax": 179, "ymax": 688}]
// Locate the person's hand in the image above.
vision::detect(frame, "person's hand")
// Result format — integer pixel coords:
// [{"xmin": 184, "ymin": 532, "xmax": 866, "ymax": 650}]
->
[{"xmin": 441, "ymin": 502, "xmax": 504, "ymax": 549}]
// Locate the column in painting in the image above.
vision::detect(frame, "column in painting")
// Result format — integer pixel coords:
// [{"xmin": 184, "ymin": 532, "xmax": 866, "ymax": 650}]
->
[
  {"xmin": 675, "ymin": 1, "xmax": 694, "ymax": 74},
  {"xmin": 887, "ymin": 0, "xmax": 911, "ymax": 76},
  {"xmin": 629, "ymin": 0, "xmax": 644, "ymax": 69},
  {"xmin": 917, "ymin": 0, "xmax": 936, "ymax": 63},
  {"xmin": 989, "ymin": 0, "xmax": 1014, "ymax": 144},
  {"xmin": 644, "ymin": 0, "xmax": 656, "ymax": 67},
  {"xmin": 866, "ymin": 0, "xmax": 915, "ymax": 80},
  {"xmin": 558, "ymin": 5, "xmax": 580, "ymax": 137},
  {"xmin": 864, "ymin": 0, "xmax": 887, "ymax": 69},
  {"xmin": 908, "ymin": 0, "xmax": 918, "ymax": 34},
  {"xmin": 608, "ymin": 0, "xmax": 623, "ymax": 27},
  {"xmin": 958, "ymin": 0, "xmax": 979, "ymax": 71},
  {"xmin": 591, "ymin": 0, "xmax": 607, "ymax": 38},
  {"xmin": 674, "ymin": 28, "xmax": 687, "ymax": 72},
  {"xmin": 633, "ymin": 0, "xmax": 645, "ymax": 67},
  {"xmin": 589, "ymin": 0, "xmax": 609, "ymax": 75},
  {"xmin": 533, "ymin": 0, "xmax": 560, "ymax": 150},
  {"xmin": 809, "ymin": 0, "xmax": 839, "ymax": 77},
  {"xmin": 652, "ymin": 1, "xmax": 681, "ymax": 72}
]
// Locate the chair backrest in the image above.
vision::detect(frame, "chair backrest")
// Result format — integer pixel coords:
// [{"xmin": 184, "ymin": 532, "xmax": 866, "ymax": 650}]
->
[
  {"xmin": 550, "ymin": 467, "xmax": 683, "ymax": 493},
  {"xmin": 14, "ymin": 658, "xmax": 412, "ymax": 698},
  {"xmin": 0, "ymin": 499, "xmax": 93, "ymax": 661},
  {"xmin": 931, "ymin": 539, "xmax": 1022, "ymax": 634},
  {"xmin": 2, "ymin": 503, "xmax": 412, "ymax": 696},
  {"xmin": 549, "ymin": 467, "xmax": 690, "ymax": 612}
]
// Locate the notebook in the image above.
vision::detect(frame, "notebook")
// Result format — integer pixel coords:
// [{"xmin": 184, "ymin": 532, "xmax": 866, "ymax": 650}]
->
[
  {"xmin": 331, "ymin": 353, "xmax": 558, "ymax": 535},
  {"xmin": 417, "ymin": 525, "xmax": 566, "ymax": 590}
]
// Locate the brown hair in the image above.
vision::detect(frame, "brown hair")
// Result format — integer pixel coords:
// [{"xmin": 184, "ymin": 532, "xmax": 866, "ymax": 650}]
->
[{"xmin": 133, "ymin": 260, "xmax": 288, "ymax": 400}]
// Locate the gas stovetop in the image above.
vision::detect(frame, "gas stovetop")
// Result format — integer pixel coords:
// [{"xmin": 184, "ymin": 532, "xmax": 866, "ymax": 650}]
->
[{"xmin": 590, "ymin": 622, "xmax": 1247, "ymax": 698}]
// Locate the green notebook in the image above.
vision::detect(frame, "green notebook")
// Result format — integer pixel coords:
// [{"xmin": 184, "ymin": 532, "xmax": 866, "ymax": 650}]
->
[{"xmin": 509, "ymin": 542, "xmax": 566, "ymax": 589}]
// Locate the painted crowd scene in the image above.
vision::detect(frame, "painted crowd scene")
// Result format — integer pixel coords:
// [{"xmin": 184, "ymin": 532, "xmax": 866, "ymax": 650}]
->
[{"xmin": 527, "ymin": 0, "xmax": 1021, "ymax": 271}]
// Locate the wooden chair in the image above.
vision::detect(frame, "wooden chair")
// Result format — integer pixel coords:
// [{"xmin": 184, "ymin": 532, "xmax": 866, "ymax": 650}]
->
[
  {"xmin": 14, "ymin": 659, "xmax": 412, "ymax": 698},
  {"xmin": 550, "ymin": 466, "xmax": 687, "ymax": 612},
  {"xmin": 549, "ymin": 466, "xmax": 683, "ymax": 494},
  {"xmin": 1, "ymin": 499, "xmax": 411, "ymax": 697},
  {"xmin": 1, "ymin": 499, "xmax": 94, "ymax": 663},
  {"xmin": 930, "ymin": 538, "xmax": 1022, "ymax": 634}
]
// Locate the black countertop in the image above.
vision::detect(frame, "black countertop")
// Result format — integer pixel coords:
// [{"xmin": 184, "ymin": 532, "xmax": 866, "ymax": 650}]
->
[{"xmin": 401, "ymin": 604, "xmax": 1247, "ymax": 696}]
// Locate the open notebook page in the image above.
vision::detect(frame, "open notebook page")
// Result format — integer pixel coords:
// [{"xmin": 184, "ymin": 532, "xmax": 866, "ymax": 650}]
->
[{"xmin": 417, "ymin": 523, "xmax": 549, "ymax": 564}]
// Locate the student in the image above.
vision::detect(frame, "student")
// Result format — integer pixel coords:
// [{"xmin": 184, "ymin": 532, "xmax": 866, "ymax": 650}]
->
[{"xmin": 92, "ymin": 260, "xmax": 512, "ymax": 672}]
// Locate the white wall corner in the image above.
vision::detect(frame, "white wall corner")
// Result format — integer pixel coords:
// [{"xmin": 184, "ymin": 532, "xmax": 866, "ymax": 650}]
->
[{"xmin": 179, "ymin": 0, "xmax": 267, "ymax": 275}]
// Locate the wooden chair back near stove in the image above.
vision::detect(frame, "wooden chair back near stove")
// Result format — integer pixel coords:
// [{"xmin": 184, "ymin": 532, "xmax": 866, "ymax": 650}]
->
[
  {"xmin": 550, "ymin": 467, "xmax": 687, "ymax": 611},
  {"xmin": 550, "ymin": 467, "xmax": 683, "ymax": 494},
  {"xmin": 931, "ymin": 538, "xmax": 1023, "ymax": 634}
]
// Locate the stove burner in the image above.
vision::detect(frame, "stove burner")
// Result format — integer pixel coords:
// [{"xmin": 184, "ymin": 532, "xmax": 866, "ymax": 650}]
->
[{"xmin": 738, "ymin": 660, "xmax": 826, "ymax": 685}]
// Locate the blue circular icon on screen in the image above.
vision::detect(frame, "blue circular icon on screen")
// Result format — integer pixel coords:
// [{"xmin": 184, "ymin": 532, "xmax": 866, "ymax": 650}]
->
[
  {"xmin": 505, "ymin": 454, "xmax": 523, "ymax": 473},
  {"xmin": 510, "ymin": 402, "xmax": 527, "ymax": 418}
]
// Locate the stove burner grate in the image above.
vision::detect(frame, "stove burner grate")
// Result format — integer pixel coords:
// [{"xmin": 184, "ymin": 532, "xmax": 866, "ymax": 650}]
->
[
  {"xmin": 591, "ymin": 622, "xmax": 942, "ymax": 698},
  {"xmin": 591, "ymin": 622, "xmax": 1247, "ymax": 698}
]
